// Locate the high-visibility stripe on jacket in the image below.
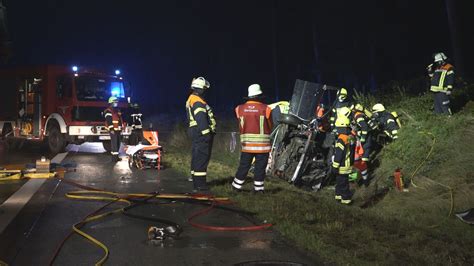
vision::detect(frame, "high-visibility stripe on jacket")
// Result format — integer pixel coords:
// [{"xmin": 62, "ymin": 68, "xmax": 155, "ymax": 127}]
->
[
  {"xmin": 376, "ymin": 111, "xmax": 399, "ymax": 140},
  {"xmin": 430, "ymin": 63, "xmax": 455, "ymax": 93},
  {"xmin": 330, "ymin": 101, "xmax": 354, "ymax": 130},
  {"xmin": 186, "ymin": 94, "xmax": 216, "ymax": 135},
  {"xmin": 354, "ymin": 140, "xmax": 364, "ymax": 161},
  {"xmin": 235, "ymin": 101, "xmax": 272, "ymax": 153},
  {"xmin": 104, "ymin": 107, "xmax": 123, "ymax": 131},
  {"xmin": 353, "ymin": 111, "xmax": 372, "ymax": 142},
  {"xmin": 316, "ymin": 105, "xmax": 330, "ymax": 132},
  {"xmin": 332, "ymin": 134, "xmax": 354, "ymax": 174}
]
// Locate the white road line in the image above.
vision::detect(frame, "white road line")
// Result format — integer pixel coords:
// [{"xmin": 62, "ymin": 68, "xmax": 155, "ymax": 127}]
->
[{"xmin": 0, "ymin": 152, "xmax": 68, "ymax": 234}]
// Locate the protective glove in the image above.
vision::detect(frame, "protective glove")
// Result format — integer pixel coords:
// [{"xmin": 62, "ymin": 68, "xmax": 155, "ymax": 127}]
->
[{"xmin": 445, "ymin": 90, "xmax": 452, "ymax": 96}]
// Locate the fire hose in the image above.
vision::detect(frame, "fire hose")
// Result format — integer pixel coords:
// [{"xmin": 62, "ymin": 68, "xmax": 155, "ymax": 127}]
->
[{"xmin": 48, "ymin": 176, "xmax": 273, "ymax": 266}]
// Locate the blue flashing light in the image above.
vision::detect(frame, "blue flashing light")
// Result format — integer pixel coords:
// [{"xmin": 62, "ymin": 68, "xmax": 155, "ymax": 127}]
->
[
  {"xmin": 115, "ymin": 69, "xmax": 121, "ymax": 75},
  {"xmin": 72, "ymin": 66, "xmax": 78, "ymax": 72},
  {"xmin": 110, "ymin": 81, "xmax": 125, "ymax": 98},
  {"xmin": 111, "ymin": 87, "xmax": 121, "ymax": 97}
]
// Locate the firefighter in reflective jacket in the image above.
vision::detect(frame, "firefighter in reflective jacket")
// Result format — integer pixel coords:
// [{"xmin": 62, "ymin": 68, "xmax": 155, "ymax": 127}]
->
[
  {"xmin": 427, "ymin": 52, "xmax": 455, "ymax": 115},
  {"xmin": 371, "ymin": 103, "xmax": 399, "ymax": 141},
  {"xmin": 352, "ymin": 104, "xmax": 376, "ymax": 162},
  {"xmin": 352, "ymin": 104, "xmax": 376, "ymax": 185},
  {"xmin": 268, "ymin": 101, "xmax": 289, "ymax": 128},
  {"xmin": 232, "ymin": 84, "xmax": 272, "ymax": 193},
  {"xmin": 104, "ymin": 96, "xmax": 123, "ymax": 161},
  {"xmin": 130, "ymin": 103, "xmax": 143, "ymax": 144},
  {"xmin": 186, "ymin": 77, "xmax": 216, "ymax": 191},
  {"xmin": 330, "ymin": 88, "xmax": 354, "ymax": 132},
  {"xmin": 331, "ymin": 108, "xmax": 355, "ymax": 204}
]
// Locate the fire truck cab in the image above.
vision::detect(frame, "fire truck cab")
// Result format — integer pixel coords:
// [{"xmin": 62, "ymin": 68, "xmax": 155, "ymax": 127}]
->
[{"xmin": 0, "ymin": 65, "xmax": 133, "ymax": 154}]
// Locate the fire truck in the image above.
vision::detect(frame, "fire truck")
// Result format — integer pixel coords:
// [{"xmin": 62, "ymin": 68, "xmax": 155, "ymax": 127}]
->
[{"xmin": 0, "ymin": 65, "xmax": 134, "ymax": 153}]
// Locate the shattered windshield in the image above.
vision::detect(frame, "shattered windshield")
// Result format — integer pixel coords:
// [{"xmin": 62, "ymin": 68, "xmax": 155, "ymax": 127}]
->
[{"xmin": 75, "ymin": 76, "xmax": 128, "ymax": 101}]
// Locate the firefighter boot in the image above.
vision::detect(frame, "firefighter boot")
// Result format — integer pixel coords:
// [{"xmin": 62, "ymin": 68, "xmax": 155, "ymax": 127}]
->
[{"xmin": 192, "ymin": 176, "xmax": 208, "ymax": 192}]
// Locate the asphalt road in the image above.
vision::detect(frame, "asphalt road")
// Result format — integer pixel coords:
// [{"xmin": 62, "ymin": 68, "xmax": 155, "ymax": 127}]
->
[{"xmin": 0, "ymin": 146, "xmax": 318, "ymax": 265}]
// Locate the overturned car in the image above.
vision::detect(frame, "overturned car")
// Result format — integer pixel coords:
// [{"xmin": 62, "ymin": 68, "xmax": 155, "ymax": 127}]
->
[{"xmin": 268, "ymin": 80, "xmax": 338, "ymax": 191}]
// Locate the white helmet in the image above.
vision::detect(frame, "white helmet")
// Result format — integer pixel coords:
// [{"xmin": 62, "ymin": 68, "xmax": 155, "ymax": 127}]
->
[
  {"xmin": 372, "ymin": 103, "xmax": 386, "ymax": 113},
  {"xmin": 248, "ymin": 84, "xmax": 263, "ymax": 98},
  {"xmin": 191, "ymin": 77, "xmax": 210, "ymax": 90},
  {"xmin": 433, "ymin": 52, "xmax": 447, "ymax": 63}
]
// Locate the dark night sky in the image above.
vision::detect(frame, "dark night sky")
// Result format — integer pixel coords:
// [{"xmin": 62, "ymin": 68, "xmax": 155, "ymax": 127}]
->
[{"xmin": 4, "ymin": 0, "xmax": 474, "ymax": 115}]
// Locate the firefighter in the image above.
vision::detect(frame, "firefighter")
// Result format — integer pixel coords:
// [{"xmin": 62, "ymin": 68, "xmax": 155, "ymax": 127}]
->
[
  {"xmin": 331, "ymin": 107, "xmax": 355, "ymax": 204},
  {"xmin": 316, "ymin": 104, "xmax": 331, "ymax": 133},
  {"xmin": 104, "ymin": 96, "xmax": 123, "ymax": 161},
  {"xmin": 186, "ymin": 76, "xmax": 216, "ymax": 192},
  {"xmin": 268, "ymin": 101, "xmax": 289, "ymax": 129},
  {"xmin": 351, "ymin": 104, "xmax": 375, "ymax": 185},
  {"xmin": 371, "ymin": 103, "xmax": 399, "ymax": 141},
  {"xmin": 427, "ymin": 52, "xmax": 455, "ymax": 115},
  {"xmin": 330, "ymin": 88, "xmax": 354, "ymax": 133},
  {"xmin": 129, "ymin": 103, "xmax": 143, "ymax": 144},
  {"xmin": 352, "ymin": 104, "xmax": 376, "ymax": 159},
  {"xmin": 232, "ymin": 84, "xmax": 272, "ymax": 193}
]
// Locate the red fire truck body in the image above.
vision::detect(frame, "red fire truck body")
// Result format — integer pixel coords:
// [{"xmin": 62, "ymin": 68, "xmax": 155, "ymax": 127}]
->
[{"xmin": 0, "ymin": 65, "xmax": 133, "ymax": 153}]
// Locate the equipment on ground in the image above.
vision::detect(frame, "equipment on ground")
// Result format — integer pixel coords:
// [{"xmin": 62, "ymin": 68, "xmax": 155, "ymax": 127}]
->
[
  {"xmin": 126, "ymin": 130, "xmax": 162, "ymax": 170},
  {"xmin": 147, "ymin": 225, "xmax": 180, "ymax": 241},
  {"xmin": 0, "ymin": 65, "xmax": 134, "ymax": 154},
  {"xmin": 35, "ymin": 156, "xmax": 51, "ymax": 173}
]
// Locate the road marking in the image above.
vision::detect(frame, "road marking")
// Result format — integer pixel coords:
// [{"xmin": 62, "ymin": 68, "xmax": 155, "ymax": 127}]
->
[
  {"xmin": 0, "ymin": 152, "xmax": 68, "ymax": 234},
  {"xmin": 51, "ymin": 152, "xmax": 68, "ymax": 164}
]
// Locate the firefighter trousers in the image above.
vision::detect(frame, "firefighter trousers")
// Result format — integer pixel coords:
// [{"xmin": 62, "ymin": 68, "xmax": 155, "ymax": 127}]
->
[
  {"xmin": 110, "ymin": 131, "xmax": 122, "ymax": 156},
  {"xmin": 362, "ymin": 134, "xmax": 373, "ymax": 162},
  {"xmin": 190, "ymin": 133, "xmax": 214, "ymax": 190},
  {"xmin": 434, "ymin": 92, "xmax": 452, "ymax": 115},
  {"xmin": 335, "ymin": 174, "xmax": 352, "ymax": 200},
  {"xmin": 232, "ymin": 152, "xmax": 269, "ymax": 191}
]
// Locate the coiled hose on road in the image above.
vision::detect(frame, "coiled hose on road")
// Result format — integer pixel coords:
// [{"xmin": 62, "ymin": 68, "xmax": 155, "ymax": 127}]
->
[{"xmin": 49, "ymin": 177, "xmax": 273, "ymax": 266}]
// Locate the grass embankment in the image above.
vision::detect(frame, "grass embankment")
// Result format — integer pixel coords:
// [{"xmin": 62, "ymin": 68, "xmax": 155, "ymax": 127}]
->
[{"xmin": 163, "ymin": 87, "xmax": 474, "ymax": 265}]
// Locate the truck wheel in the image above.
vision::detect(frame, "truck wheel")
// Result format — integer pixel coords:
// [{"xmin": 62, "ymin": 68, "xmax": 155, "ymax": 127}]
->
[
  {"xmin": 1, "ymin": 124, "xmax": 16, "ymax": 152},
  {"xmin": 102, "ymin": 141, "xmax": 111, "ymax": 153},
  {"xmin": 48, "ymin": 125, "xmax": 66, "ymax": 154}
]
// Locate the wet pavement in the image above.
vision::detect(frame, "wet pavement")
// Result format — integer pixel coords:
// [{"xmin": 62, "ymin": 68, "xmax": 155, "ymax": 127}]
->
[
  {"xmin": 0, "ymin": 142, "xmax": 49, "ymax": 205},
  {"xmin": 0, "ymin": 147, "xmax": 319, "ymax": 265}
]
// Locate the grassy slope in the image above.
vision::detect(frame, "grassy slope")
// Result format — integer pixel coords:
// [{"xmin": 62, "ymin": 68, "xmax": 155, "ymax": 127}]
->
[{"xmin": 163, "ymin": 87, "xmax": 474, "ymax": 265}]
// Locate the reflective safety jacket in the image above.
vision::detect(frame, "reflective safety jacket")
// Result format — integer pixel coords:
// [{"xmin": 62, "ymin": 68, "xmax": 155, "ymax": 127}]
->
[
  {"xmin": 332, "ymin": 134, "xmax": 355, "ymax": 174},
  {"xmin": 352, "ymin": 111, "xmax": 375, "ymax": 142},
  {"xmin": 186, "ymin": 94, "xmax": 216, "ymax": 136},
  {"xmin": 235, "ymin": 100, "xmax": 272, "ymax": 153},
  {"xmin": 430, "ymin": 63, "xmax": 455, "ymax": 93},
  {"xmin": 268, "ymin": 101, "xmax": 289, "ymax": 128},
  {"xmin": 104, "ymin": 107, "xmax": 123, "ymax": 131},
  {"xmin": 330, "ymin": 101, "xmax": 354, "ymax": 130},
  {"xmin": 268, "ymin": 101, "xmax": 290, "ymax": 114},
  {"xmin": 376, "ymin": 111, "xmax": 399, "ymax": 140},
  {"xmin": 316, "ymin": 105, "xmax": 330, "ymax": 132}
]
